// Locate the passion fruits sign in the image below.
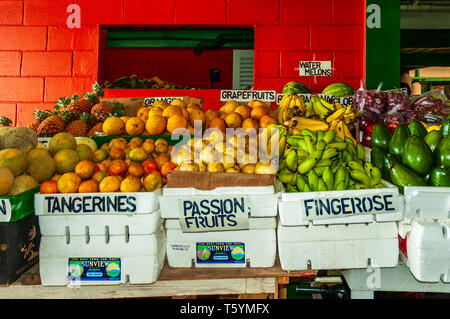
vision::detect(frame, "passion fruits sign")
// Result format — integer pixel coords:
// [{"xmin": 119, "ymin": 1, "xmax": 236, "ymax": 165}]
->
[{"xmin": 178, "ymin": 195, "xmax": 249, "ymax": 232}]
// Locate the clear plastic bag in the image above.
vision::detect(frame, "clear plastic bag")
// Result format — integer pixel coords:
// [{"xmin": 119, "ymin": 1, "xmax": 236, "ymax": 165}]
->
[
  {"xmin": 379, "ymin": 104, "xmax": 406, "ymax": 125},
  {"xmin": 354, "ymin": 82, "xmax": 387, "ymax": 122},
  {"xmin": 408, "ymin": 88, "xmax": 450, "ymax": 125}
]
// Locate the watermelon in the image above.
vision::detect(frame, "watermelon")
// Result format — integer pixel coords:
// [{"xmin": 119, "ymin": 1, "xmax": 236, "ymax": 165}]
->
[
  {"xmin": 282, "ymin": 81, "xmax": 311, "ymax": 94},
  {"xmin": 322, "ymin": 82, "xmax": 355, "ymax": 97}
]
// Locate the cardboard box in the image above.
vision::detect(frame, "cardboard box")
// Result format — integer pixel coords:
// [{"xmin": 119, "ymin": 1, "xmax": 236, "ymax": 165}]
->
[
  {"xmin": 165, "ymin": 171, "xmax": 276, "ymax": 190},
  {"xmin": 0, "ymin": 214, "xmax": 41, "ymax": 285}
]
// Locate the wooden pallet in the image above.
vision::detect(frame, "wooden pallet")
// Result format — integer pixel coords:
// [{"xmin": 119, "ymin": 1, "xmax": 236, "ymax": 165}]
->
[{"xmin": 1, "ymin": 258, "xmax": 322, "ymax": 299}]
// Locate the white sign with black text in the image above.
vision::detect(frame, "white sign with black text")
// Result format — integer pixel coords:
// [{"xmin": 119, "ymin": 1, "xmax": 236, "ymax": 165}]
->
[
  {"xmin": 178, "ymin": 195, "xmax": 250, "ymax": 233},
  {"xmin": 0, "ymin": 199, "xmax": 12, "ymax": 222},
  {"xmin": 220, "ymin": 90, "xmax": 276, "ymax": 103},
  {"xmin": 299, "ymin": 61, "xmax": 332, "ymax": 77},
  {"xmin": 143, "ymin": 97, "xmax": 184, "ymax": 106}
]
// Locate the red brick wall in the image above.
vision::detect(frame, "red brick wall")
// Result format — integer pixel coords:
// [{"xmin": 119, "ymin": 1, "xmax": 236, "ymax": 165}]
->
[{"xmin": 0, "ymin": 0, "xmax": 365, "ymax": 126}]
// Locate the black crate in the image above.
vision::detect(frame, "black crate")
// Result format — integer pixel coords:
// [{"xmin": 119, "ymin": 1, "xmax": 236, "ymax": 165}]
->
[{"xmin": 0, "ymin": 213, "xmax": 41, "ymax": 285}]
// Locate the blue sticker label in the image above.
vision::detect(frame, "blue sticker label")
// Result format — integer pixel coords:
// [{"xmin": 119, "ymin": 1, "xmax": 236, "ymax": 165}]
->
[
  {"xmin": 68, "ymin": 257, "xmax": 121, "ymax": 282},
  {"xmin": 196, "ymin": 242, "xmax": 245, "ymax": 264}
]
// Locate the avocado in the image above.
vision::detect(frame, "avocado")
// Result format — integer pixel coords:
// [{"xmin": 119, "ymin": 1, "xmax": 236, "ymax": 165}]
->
[
  {"xmin": 434, "ymin": 135, "xmax": 450, "ymax": 167},
  {"xmin": 430, "ymin": 165, "xmax": 450, "ymax": 187},
  {"xmin": 441, "ymin": 118, "xmax": 450, "ymax": 137},
  {"xmin": 424, "ymin": 130, "xmax": 443, "ymax": 153},
  {"xmin": 389, "ymin": 162, "xmax": 427, "ymax": 193},
  {"xmin": 408, "ymin": 120, "xmax": 428, "ymax": 138},
  {"xmin": 370, "ymin": 147, "xmax": 387, "ymax": 170},
  {"xmin": 381, "ymin": 153, "xmax": 399, "ymax": 182},
  {"xmin": 402, "ymin": 135, "xmax": 434, "ymax": 176},
  {"xmin": 389, "ymin": 124, "xmax": 410, "ymax": 158},
  {"xmin": 371, "ymin": 124, "xmax": 393, "ymax": 152}
]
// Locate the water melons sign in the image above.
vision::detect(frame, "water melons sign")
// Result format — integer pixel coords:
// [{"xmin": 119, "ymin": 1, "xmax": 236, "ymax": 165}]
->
[
  {"xmin": 0, "ymin": 199, "xmax": 12, "ymax": 222},
  {"xmin": 220, "ymin": 90, "xmax": 276, "ymax": 103},
  {"xmin": 178, "ymin": 195, "xmax": 249, "ymax": 232},
  {"xmin": 299, "ymin": 61, "xmax": 332, "ymax": 77},
  {"xmin": 300, "ymin": 191, "xmax": 398, "ymax": 221},
  {"xmin": 143, "ymin": 97, "xmax": 184, "ymax": 106}
]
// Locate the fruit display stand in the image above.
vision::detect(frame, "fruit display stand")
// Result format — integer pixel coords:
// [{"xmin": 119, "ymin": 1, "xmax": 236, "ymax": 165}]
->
[
  {"xmin": 277, "ymin": 182, "xmax": 403, "ymax": 271},
  {"xmin": 0, "ymin": 187, "xmax": 41, "ymax": 285},
  {"xmin": 159, "ymin": 171, "xmax": 278, "ymax": 269}
]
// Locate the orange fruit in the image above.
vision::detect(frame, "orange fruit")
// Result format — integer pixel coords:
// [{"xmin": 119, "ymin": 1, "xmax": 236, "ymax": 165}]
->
[
  {"xmin": 91, "ymin": 149, "xmax": 109, "ymax": 163},
  {"xmin": 162, "ymin": 105, "xmax": 182, "ymax": 118},
  {"xmin": 120, "ymin": 116, "xmax": 131, "ymax": 125},
  {"xmin": 40, "ymin": 180, "xmax": 58, "ymax": 194},
  {"xmin": 74, "ymin": 160, "xmax": 96, "ymax": 180},
  {"xmin": 137, "ymin": 107, "xmax": 150, "ymax": 122},
  {"xmin": 109, "ymin": 138, "xmax": 127, "ymax": 150},
  {"xmin": 120, "ymin": 175, "xmax": 142, "ymax": 193},
  {"xmin": 206, "ymin": 117, "xmax": 226, "ymax": 133},
  {"xmin": 145, "ymin": 115, "xmax": 167, "ymax": 135},
  {"xmin": 225, "ymin": 112, "xmax": 242, "ymax": 129},
  {"xmin": 128, "ymin": 162, "xmax": 145, "ymax": 177},
  {"xmin": 160, "ymin": 162, "xmax": 177, "ymax": 177},
  {"xmin": 128, "ymin": 147, "xmax": 147, "ymax": 162},
  {"xmin": 205, "ymin": 109, "xmax": 219, "ymax": 123},
  {"xmin": 189, "ymin": 109, "xmax": 206, "ymax": 127},
  {"xmin": 57, "ymin": 172, "xmax": 82, "ymax": 194},
  {"xmin": 148, "ymin": 107, "xmax": 163, "ymax": 117},
  {"xmin": 259, "ymin": 115, "xmax": 277, "ymax": 128},
  {"xmin": 103, "ymin": 117, "xmax": 125, "ymax": 136},
  {"xmin": 109, "ymin": 147, "xmax": 126, "ymax": 160},
  {"xmin": 78, "ymin": 179, "xmax": 99, "ymax": 193},
  {"xmin": 250, "ymin": 100, "xmax": 267, "ymax": 109},
  {"xmin": 142, "ymin": 141, "xmax": 155, "ymax": 154},
  {"xmin": 170, "ymin": 99, "xmax": 187, "ymax": 108},
  {"xmin": 154, "ymin": 153, "xmax": 169, "ymax": 169},
  {"xmin": 251, "ymin": 106, "xmax": 268, "ymax": 121},
  {"xmin": 125, "ymin": 117, "xmax": 145, "ymax": 135},
  {"xmin": 99, "ymin": 176, "xmax": 121, "ymax": 193},
  {"xmin": 186, "ymin": 103, "xmax": 202, "ymax": 113},
  {"xmin": 155, "ymin": 138, "xmax": 168, "ymax": 146},
  {"xmin": 92, "ymin": 170, "xmax": 108, "ymax": 184},
  {"xmin": 51, "ymin": 174, "xmax": 61, "ymax": 182},
  {"xmin": 180, "ymin": 107, "xmax": 189, "ymax": 120},
  {"xmin": 234, "ymin": 105, "xmax": 252, "ymax": 120},
  {"xmin": 142, "ymin": 171, "xmax": 163, "ymax": 191},
  {"xmin": 155, "ymin": 143, "xmax": 168, "ymax": 154},
  {"xmin": 108, "ymin": 159, "xmax": 128, "ymax": 176},
  {"xmin": 223, "ymin": 100, "xmax": 239, "ymax": 114},
  {"xmin": 166, "ymin": 115, "xmax": 188, "ymax": 134},
  {"xmin": 242, "ymin": 118, "xmax": 259, "ymax": 133}
]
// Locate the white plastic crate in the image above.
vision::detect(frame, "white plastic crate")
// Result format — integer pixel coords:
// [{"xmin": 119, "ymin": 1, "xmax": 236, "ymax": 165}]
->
[
  {"xmin": 160, "ymin": 186, "xmax": 278, "ymax": 219},
  {"xmin": 39, "ymin": 225, "xmax": 166, "ymax": 286},
  {"xmin": 403, "ymin": 186, "xmax": 450, "ymax": 222},
  {"xmin": 278, "ymin": 181, "xmax": 404, "ymax": 226},
  {"xmin": 278, "ymin": 220, "xmax": 399, "ymax": 271},
  {"xmin": 398, "ymin": 218, "xmax": 450, "ymax": 283},
  {"xmin": 165, "ymin": 217, "xmax": 277, "ymax": 268},
  {"xmin": 34, "ymin": 189, "xmax": 161, "ymax": 216}
]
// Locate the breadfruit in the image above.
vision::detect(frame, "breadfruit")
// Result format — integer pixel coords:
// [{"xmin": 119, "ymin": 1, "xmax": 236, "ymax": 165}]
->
[
  {"xmin": 0, "ymin": 127, "xmax": 38, "ymax": 153},
  {"xmin": 8, "ymin": 174, "xmax": 38, "ymax": 196}
]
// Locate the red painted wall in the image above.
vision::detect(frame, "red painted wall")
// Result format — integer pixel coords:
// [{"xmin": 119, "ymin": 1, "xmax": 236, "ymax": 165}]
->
[
  {"xmin": 0, "ymin": 0, "xmax": 365, "ymax": 126},
  {"xmin": 105, "ymin": 47, "xmax": 234, "ymax": 89}
]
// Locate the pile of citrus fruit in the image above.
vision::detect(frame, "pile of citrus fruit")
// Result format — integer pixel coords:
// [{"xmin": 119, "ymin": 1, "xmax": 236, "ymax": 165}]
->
[{"xmin": 40, "ymin": 133, "xmax": 177, "ymax": 194}]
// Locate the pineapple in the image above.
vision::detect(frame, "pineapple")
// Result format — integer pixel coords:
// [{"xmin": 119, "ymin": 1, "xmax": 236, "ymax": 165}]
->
[
  {"xmin": 88, "ymin": 122, "xmax": 104, "ymax": 136},
  {"xmin": 29, "ymin": 110, "xmax": 51, "ymax": 133},
  {"xmin": 0, "ymin": 116, "xmax": 12, "ymax": 127},
  {"xmin": 65, "ymin": 113, "xmax": 94, "ymax": 137},
  {"xmin": 90, "ymin": 102, "xmax": 112, "ymax": 122},
  {"xmin": 64, "ymin": 94, "xmax": 93, "ymax": 117},
  {"xmin": 36, "ymin": 111, "xmax": 70, "ymax": 137}
]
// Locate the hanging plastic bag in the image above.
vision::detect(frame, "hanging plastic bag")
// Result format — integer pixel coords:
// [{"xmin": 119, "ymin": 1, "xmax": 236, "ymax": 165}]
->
[
  {"xmin": 409, "ymin": 88, "xmax": 450, "ymax": 125},
  {"xmin": 354, "ymin": 82, "xmax": 387, "ymax": 122}
]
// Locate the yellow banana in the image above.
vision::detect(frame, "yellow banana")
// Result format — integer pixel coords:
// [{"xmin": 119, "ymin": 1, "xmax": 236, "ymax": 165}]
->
[
  {"xmin": 334, "ymin": 102, "xmax": 344, "ymax": 110},
  {"xmin": 329, "ymin": 119, "xmax": 339, "ymax": 132},
  {"xmin": 342, "ymin": 121, "xmax": 357, "ymax": 145},
  {"xmin": 326, "ymin": 108, "xmax": 346, "ymax": 123},
  {"xmin": 291, "ymin": 117, "xmax": 329, "ymax": 132},
  {"xmin": 317, "ymin": 96, "xmax": 335, "ymax": 112},
  {"xmin": 336, "ymin": 120, "xmax": 346, "ymax": 140},
  {"xmin": 312, "ymin": 96, "xmax": 331, "ymax": 118},
  {"xmin": 280, "ymin": 94, "xmax": 292, "ymax": 110}
]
